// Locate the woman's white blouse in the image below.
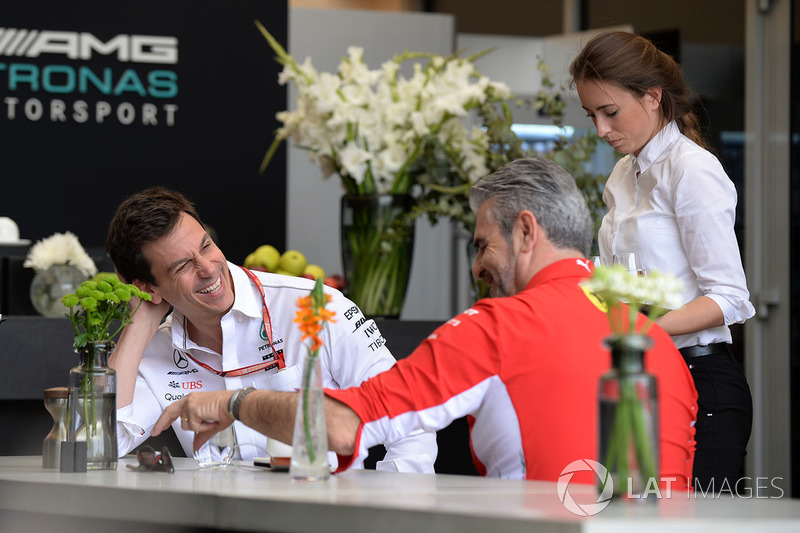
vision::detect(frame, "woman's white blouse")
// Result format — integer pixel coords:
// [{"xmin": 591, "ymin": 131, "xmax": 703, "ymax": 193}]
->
[{"xmin": 598, "ymin": 121, "xmax": 755, "ymax": 348}]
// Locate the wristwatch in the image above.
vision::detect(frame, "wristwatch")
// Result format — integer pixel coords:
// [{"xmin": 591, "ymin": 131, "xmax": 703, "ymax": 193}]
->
[{"xmin": 228, "ymin": 386, "xmax": 256, "ymax": 421}]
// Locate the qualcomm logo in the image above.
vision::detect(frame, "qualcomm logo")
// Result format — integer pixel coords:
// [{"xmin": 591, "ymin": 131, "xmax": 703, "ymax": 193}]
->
[{"xmin": 557, "ymin": 459, "xmax": 613, "ymax": 516}]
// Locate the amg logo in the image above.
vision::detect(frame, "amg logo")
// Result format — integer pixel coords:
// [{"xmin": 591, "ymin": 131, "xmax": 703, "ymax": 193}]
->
[{"xmin": 0, "ymin": 29, "xmax": 178, "ymax": 64}]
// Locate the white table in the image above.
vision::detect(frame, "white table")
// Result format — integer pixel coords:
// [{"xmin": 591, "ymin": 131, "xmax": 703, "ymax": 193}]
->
[{"xmin": 0, "ymin": 456, "xmax": 798, "ymax": 533}]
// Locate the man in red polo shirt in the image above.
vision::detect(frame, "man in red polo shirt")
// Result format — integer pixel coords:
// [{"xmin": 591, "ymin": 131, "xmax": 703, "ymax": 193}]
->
[{"xmin": 155, "ymin": 158, "xmax": 697, "ymax": 487}]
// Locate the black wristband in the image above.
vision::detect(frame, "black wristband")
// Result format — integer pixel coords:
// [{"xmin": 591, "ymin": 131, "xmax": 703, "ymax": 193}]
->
[{"xmin": 228, "ymin": 386, "xmax": 256, "ymax": 421}]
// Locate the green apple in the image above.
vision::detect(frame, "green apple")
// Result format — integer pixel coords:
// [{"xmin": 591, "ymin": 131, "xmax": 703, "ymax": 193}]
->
[
  {"xmin": 253, "ymin": 245, "xmax": 281, "ymax": 272},
  {"xmin": 279, "ymin": 250, "xmax": 307, "ymax": 276},
  {"xmin": 303, "ymin": 264, "xmax": 325, "ymax": 280},
  {"xmin": 243, "ymin": 252, "xmax": 258, "ymax": 268}
]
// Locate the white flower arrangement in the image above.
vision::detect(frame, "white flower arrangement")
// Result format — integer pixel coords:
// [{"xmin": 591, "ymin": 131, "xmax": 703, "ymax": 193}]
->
[
  {"xmin": 23, "ymin": 231, "xmax": 98, "ymax": 277},
  {"xmin": 582, "ymin": 264, "xmax": 684, "ymax": 336},
  {"xmin": 255, "ymin": 21, "xmax": 526, "ymax": 232}
]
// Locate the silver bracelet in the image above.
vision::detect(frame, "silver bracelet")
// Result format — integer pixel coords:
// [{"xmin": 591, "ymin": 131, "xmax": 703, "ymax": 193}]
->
[{"xmin": 228, "ymin": 386, "xmax": 256, "ymax": 421}]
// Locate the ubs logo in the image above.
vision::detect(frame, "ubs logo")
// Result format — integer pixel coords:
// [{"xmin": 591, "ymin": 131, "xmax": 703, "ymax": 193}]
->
[{"xmin": 173, "ymin": 349, "xmax": 189, "ymax": 369}]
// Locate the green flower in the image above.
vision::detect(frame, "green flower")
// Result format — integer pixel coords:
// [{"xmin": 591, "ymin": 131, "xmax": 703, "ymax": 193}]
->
[
  {"xmin": 114, "ymin": 287, "xmax": 132, "ymax": 302},
  {"xmin": 91, "ymin": 272, "xmax": 119, "ymax": 284},
  {"xmin": 62, "ymin": 273, "xmax": 152, "ymax": 349},
  {"xmin": 75, "ymin": 285, "xmax": 93, "ymax": 298},
  {"xmin": 104, "ymin": 292, "xmax": 120, "ymax": 304},
  {"xmin": 97, "ymin": 281, "xmax": 113, "ymax": 293},
  {"xmin": 79, "ymin": 297, "xmax": 98, "ymax": 312}
]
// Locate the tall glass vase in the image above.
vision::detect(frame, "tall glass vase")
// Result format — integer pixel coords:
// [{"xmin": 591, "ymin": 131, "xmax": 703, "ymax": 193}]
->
[
  {"xmin": 340, "ymin": 194, "xmax": 415, "ymax": 318},
  {"xmin": 66, "ymin": 341, "xmax": 118, "ymax": 470},
  {"xmin": 289, "ymin": 354, "xmax": 330, "ymax": 482},
  {"xmin": 598, "ymin": 335, "xmax": 659, "ymax": 499}
]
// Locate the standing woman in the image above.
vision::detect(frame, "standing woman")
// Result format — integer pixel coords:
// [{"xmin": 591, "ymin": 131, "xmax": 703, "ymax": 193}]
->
[{"xmin": 570, "ymin": 31, "xmax": 755, "ymax": 492}]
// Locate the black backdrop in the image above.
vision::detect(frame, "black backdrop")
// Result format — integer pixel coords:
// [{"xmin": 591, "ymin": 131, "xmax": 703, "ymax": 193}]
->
[{"xmin": 0, "ymin": 0, "xmax": 287, "ymax": 266}]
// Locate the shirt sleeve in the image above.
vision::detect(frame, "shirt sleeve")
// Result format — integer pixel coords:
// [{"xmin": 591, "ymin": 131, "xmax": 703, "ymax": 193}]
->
[
  {"xmin": 115, "ymin": 327, "xmax": 173, "ymax": 457},
  {"xmin": 671, "ymin": 150, "xmax": 755, "ymax": 324},
  {"xmin": 319, "ymin": 290, "xmax": 438, "ymax": 473},
  {"xmin": 326, "ymin": 306, "xmax": 502, "ymax": 473}
]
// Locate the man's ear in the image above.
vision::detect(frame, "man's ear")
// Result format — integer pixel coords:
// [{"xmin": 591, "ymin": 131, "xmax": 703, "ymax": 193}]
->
[
  {"xmin": 132, "ymin": 279, "xmax": 162, "ymax": 304},
  {"xmin": 515, "ymin": 210, "xmax": 539, "ymax": 253}
]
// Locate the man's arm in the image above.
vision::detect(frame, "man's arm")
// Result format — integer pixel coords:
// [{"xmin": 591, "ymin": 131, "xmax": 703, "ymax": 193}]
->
[
  {"xmin": 151, "ymin": 389, "xmax": 360, "ymax": 456},
  {"xmin": 109, "ymin": 297, "xmax": 171, "ymax": 407},
  {"xmin": 321, "ymin": 297, "xmax": 438, "ymax": 470}
]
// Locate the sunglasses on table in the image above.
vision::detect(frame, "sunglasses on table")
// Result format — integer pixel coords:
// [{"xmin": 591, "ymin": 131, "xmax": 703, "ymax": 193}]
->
[{"xmin": 126, "ymin": 445, "xmax": 175, "ymax": 473}]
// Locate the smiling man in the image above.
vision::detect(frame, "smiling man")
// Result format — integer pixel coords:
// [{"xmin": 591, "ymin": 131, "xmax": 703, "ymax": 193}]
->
[
  {"xmin": 153, "ymin": 159, "xmax": 698, "ymax": 485},
  {"xmin": 105, "ymin": 186, "xmax": 436, "ymax": 472}
]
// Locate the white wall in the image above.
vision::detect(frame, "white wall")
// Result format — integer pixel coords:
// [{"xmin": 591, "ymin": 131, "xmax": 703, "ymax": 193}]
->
[{"xmin": 286, "ymin": 8, "xmax": 455, "ymax": 320}]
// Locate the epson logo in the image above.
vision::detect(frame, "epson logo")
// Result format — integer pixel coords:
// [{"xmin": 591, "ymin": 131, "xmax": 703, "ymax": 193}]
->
[{"xmin": 0, "ymin": 29, "xmax": 178, "ymax": 64}]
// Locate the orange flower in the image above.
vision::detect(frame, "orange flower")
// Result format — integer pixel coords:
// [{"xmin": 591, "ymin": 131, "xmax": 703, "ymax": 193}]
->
[{"xmin": 293, "ymin": 278, "xmax": 336, "ymax": 354}]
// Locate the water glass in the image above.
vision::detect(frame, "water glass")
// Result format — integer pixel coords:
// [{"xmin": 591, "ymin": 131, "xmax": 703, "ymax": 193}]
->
[
  {"xmin": 194, "ymin": 425, "xmax": 236, "ymax": 468},
  {"xmin": 590, "ymin": 255, "xmax": 608, "ymax": 267},
  {"xmin": 613, "ymin": 252, "xmax": 646, "ymax": 277}
]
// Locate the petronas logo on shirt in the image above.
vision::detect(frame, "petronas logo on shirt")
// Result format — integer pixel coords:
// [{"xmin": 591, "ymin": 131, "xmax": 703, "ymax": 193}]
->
[{"xmin": 259, "ymin": 322, "xmax": 268, "ymax": 341}]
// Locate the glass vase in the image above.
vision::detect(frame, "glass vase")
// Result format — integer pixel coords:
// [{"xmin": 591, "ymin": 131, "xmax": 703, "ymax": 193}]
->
[
  {"xmin": 340, "ymin": 194, "xmax": 415, "ymax": 318},
  {"xmin": 598, "ymin": 334, "xmax": 659, "ymax": 499},
  {"xmin": 289, "ymin": 355, "xmax": 330, "ymax": 482},
  {"xmin": 29, "ymin": 264, "xmax": 88, "ymax": 317},
  {"xmin": 66, "ymin": 341, "xmax": 118, "ymax": 470}
]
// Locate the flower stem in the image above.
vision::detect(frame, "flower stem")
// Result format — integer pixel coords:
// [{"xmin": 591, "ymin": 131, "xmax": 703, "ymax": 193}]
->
[{"xmin": 302, "ymin": 353, "xmax": 316, "ymax": 464}]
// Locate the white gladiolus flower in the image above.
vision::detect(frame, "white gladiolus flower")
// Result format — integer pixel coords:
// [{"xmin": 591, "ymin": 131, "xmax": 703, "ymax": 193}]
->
[
  {"xmin": 339, "ymin": 144, "xmax": 372, "ymax": 184},
  {"xmin": 257, "ymin": 24, "xmax": 529, "ymax": 232}
]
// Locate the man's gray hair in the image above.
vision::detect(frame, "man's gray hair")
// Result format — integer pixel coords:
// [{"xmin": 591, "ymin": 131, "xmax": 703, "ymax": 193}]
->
[{"xmin": 469, "ymin": 158, "xmax": 592, "ymax": 256}]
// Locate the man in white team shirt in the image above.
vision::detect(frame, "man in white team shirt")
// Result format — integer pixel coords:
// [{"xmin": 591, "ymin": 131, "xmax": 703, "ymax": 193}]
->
[{"xmin": 105, "ymin": 186, "xmax": 436, "ymax": 472}]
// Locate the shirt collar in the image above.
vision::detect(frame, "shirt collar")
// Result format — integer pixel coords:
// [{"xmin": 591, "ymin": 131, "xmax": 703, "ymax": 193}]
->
[
  {"xmin": 631, "ymin": 120, "xmax": 680, "ymax": 176},
  {"xmin": 524, "ymin": 257, "xmax": 594, "ymax": 291},
  {"xmin": 228, "ymin": 262, "xmax": 264, "ymax": 319}
]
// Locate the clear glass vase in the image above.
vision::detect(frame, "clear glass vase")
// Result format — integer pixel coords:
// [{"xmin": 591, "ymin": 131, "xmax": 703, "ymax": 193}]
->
[
  {"xmin": 289, "ymin": 355, "xmax": 330, "ymax": 482},
  {"xmin": 598, "ymin": 334, "xmax": 659, "ymax": 499},
  {"xmin": 66, "ymin": 341, "xmax": 118, "ymax": 470},
  {"xmin": 29, "ymin": 264, "xmax": 87, "ymax": 317},
  {"xmin": 340, "ymin": 194, "xmax": 415, "ymax": 318}
]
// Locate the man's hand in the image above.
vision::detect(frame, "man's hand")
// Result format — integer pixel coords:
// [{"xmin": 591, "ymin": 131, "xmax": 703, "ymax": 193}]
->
[
  {"xmin": 132, "ymin": 294, "xmax": 172, "ymax": 330},
  {"xmin": 153, "ymin": 390, "xmax": 235, "ymax": 452}
]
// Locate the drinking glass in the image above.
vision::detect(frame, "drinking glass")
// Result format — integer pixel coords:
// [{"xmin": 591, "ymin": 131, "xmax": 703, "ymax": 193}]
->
[
  {"xmin": 590, "ymin": 255, "xmax": 608, "ymax": 267},
  {"xmin": 194, "ymin": 425, "xmax": 236, "ymax": 468},
  {"xmin": 613, "ymin": 252, "xmax": 646, "ymax": 277}
]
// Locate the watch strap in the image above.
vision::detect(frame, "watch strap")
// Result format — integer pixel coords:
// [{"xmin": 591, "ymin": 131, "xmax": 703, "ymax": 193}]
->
[{"xmin": 228, "ymin": 386, "xmax": 256, "ymax": 421}]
